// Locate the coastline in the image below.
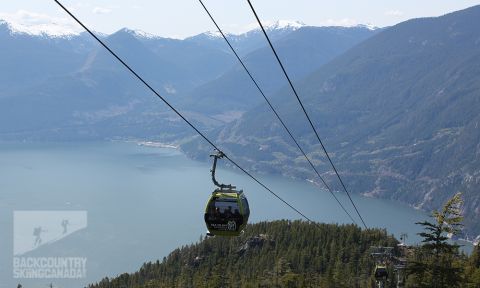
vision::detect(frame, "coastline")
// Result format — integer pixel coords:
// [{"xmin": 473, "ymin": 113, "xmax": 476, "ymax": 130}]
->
[{"xmin": 135, "ymin": 140, "xmax": 178, "ymax": 149}]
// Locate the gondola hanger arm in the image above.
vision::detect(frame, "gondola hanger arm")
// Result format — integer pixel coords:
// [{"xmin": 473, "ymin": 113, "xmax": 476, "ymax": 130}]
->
[{"xmin": 210, "ymin": 150, "xmax": 235, "ymax": 190}]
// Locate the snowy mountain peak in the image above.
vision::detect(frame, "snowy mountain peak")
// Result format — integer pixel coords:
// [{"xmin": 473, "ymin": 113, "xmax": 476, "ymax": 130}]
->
[
  {"xmin": 120, "ymin": 28, "xmax": 160, "ymax": 39},
  {"xmin": 263, "ymin": 20, "xmax": 306, "ymax": 31},
  {"xmin": 204, "ymin": 30, "xmax": 223, "ymax": 38},
  {"xmin": 198, "ymin": 20, "xmax": 305, "ymax": 39},
  {"xmin": 0, "ymin": 17, "xmax": 80, "ymax": 38},
  {"xmin": 355, "ymin": 23, "xmax": 379, "ymax": 31}
]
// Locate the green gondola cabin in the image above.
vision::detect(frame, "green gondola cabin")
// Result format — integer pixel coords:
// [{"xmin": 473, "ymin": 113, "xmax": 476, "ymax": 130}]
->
[
  {"xmin": 204, "ymin": 189, "xmax": 250, "ymax": 236},
  {"xmin": 204, "ymin": 151, "xmax": 250, "ymax": 237}
]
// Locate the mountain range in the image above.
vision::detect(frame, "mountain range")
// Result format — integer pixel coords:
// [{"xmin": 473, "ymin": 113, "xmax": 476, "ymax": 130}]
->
[
  {"xmin": 1, "ymin": 6, "xmax": 479, "ymax": 237},
  {"xmin": 0, "ymin": 20, "xmax": 375, "ymax": 139}
]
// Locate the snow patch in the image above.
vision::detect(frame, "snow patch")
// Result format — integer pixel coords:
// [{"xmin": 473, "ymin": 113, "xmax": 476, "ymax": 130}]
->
[
  {"xmin": 263, "ymin": 20, "xmax": 306, "ymax": 31},
  {"xmin": 200, "ymin": 20, "xmax": 305, "ymax": 39},
  {"xmin": 0, "ymin": 10, "xmax": 81, "ymax": 38},
  {"xmin": 204, "ymin": 30, "xmax": 223, "ymax": 38},
  {"xmin": 119, "ymin": 28, "xmax": 161, "ymax": 39},
  {"xmin": 356, "ymin": 23, "xmax": 379, "ymax": 31},
  {"xmin": 317, "ymin": 18, "xmax": 378, "ymax": 30}
]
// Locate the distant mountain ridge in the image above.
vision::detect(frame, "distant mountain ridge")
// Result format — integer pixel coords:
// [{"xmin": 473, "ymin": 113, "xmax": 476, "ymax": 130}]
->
[
  {"xmin": 0, "ymin": 19, "xmax": 376, "ymax": 140},
  {"xmin": 184, "ymin": 20, "xmax": 309, "ymax": 57},
  {"xmin": 0, "ymin": 17, "xmax": 359, "ymax": 39}
]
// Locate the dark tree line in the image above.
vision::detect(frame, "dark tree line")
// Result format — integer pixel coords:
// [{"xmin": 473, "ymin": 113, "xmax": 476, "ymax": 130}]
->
[
  {"xmin": 88, "ymin": 221, "xmax": 398, "ymax": 288},
  {"xmin": 87, "ymin": 195, "xmax": 480, "ymax": 288}
]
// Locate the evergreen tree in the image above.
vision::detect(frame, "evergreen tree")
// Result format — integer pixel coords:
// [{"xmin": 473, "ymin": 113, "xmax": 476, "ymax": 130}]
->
[{"xmin": 406, "ymin": 192, "xmax": 464, "ymax": 287}]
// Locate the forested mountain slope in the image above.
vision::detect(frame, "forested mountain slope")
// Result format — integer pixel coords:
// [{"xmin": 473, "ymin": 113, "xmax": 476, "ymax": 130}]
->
[{"xmin": 88, "ymin": 220, "xmax": 398, "ymax": 288}]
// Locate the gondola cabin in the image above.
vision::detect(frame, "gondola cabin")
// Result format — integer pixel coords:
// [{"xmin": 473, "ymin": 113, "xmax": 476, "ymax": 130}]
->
[
  {"xmin": 374, "ymin": 264, "xmax": 388, "ymax": 280},
  {"xmin": 204, "ymin": 189, "xmax": 250, "ymax": 236}
]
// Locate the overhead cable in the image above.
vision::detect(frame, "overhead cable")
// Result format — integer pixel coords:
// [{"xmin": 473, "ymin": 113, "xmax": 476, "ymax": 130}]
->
[
  {"xmin": 246, "ymin": 0, "xmax": 368, "ymax": 228},
  {"xmin": 197, "ymin": 0, "xmax": 357, "ymax": 225},
  {"xmin": 53, "ymin": 0, "xmax": 324, "ymax": 227}
]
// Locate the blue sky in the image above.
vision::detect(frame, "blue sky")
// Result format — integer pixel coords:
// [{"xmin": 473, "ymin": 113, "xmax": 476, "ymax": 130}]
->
[{"xmin": 1, "ymin": 0, "xmax": 480, "ymax": 38}]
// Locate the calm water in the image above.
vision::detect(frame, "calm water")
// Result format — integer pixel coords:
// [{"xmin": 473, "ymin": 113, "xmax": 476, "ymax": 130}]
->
[{"xmin": 0, "ymin": 141, "xmax": 429, "ymax": 288}]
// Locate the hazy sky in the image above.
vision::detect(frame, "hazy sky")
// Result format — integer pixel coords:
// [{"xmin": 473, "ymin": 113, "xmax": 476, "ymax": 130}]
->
[{"xmin": 1, "ymin": 0, "xmax": 480, "ymax": 38}]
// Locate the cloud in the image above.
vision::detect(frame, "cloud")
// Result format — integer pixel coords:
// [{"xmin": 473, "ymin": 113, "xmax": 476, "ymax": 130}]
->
[
  {"xmin": 92, "ymin": 6, "xmax": 112, "ymax": 14},
  {"xmin": 75, "ymin": 2, "xmax": 91, "ymax": 8},
  {"xmin": 385, "ymin": 10, "xmax": 404, "ymax": 17},
  {"xmin": 0, "ymin": 10, "xmax": 81, "ymax": 36}
]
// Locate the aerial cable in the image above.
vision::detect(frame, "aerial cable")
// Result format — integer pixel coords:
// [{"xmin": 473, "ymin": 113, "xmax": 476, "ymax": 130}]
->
[
  {"xmin": 197, "ymin": 0, "xmax": 357, "ymax": 225},
  {"xmin": 53, "ymin": 0, "xmax": 319, "ymax": 227},
  {"xmin": 246, "ymin": 0, "xmax": 368, "ymax": 229}
]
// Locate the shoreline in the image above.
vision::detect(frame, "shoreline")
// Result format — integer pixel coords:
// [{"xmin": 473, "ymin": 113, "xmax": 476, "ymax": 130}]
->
[{"xmin": 135, "ymin": 140, "xmax": 178, "ymax": 149}]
